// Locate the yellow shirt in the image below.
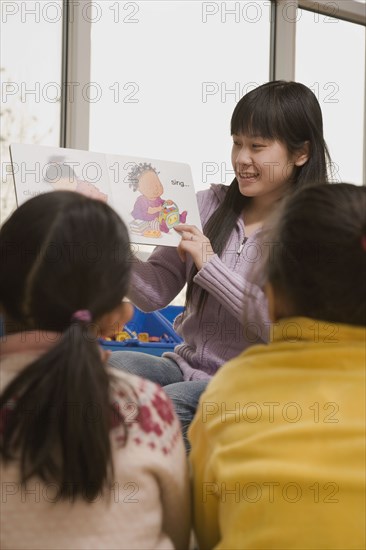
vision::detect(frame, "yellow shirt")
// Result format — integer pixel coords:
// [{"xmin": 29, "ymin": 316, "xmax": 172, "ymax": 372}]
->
[{"xmin": 189, "ymin": 317, "xmax": 366, "ymax": 549}]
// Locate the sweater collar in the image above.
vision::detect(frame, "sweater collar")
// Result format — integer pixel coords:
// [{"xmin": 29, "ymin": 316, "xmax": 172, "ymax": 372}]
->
[{"xmin": 271, "ymin": 317, "xmax": 366, "ymax": 344}]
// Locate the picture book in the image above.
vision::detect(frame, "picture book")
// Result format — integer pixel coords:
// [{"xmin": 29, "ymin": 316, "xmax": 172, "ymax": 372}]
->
[{"xmin": 9, "ymin": 143, "xmax": 202, "ymax": 246}]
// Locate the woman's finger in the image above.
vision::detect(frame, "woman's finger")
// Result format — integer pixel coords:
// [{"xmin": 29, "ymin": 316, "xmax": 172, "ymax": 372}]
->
[
  {"xmin": 181, "ymin": 231, "xmax": 196, "ymax": 241},
  {"xmin": 174, "ymin": 224, "xmax": 202, "ymax": 236}
]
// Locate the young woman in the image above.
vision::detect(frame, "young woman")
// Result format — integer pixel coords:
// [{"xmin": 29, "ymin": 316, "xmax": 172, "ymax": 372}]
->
[{"xmin": 109, "ymin": 81, "xmax": 332, "ymax": 448}]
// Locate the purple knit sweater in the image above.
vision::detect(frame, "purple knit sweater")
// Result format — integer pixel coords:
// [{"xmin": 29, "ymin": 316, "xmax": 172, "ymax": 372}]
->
[{"xmin": 128, "ymin": 184, "xmax": 270, "ymax": 381}]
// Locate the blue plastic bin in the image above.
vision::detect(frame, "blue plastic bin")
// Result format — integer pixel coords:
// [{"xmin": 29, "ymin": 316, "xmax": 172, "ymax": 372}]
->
[
  {"xmin": 0, "ymin": 307, "xmax": 184, "ymax": 358},
  {"xmin": 100, "ymin": 305, "xmax": 184, "ymax": 357}
]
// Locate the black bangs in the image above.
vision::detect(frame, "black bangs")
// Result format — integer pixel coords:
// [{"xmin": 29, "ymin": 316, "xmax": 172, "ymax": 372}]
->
[
  {"xmin": 230, "ymin": 81, "xmax": 320, "ymax": 149},
  {"xmin": 230, "ymin": 81, "xmax": 291, "ymax": 140},
  {"xmin": 231, "ymin": 98, "xmax": 279, "ymax": 139}
]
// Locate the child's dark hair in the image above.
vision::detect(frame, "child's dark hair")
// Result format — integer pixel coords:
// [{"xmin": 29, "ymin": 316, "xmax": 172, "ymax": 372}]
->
[
  {"xmin": 0, "ymin": 191, "xmax": 132, "ymax": 500},
  {"xmin": 267, "ymin": 183, "xmax": 366, "ymax": 326},
  {"xmin": 186, "ymin": 81, "xmax": 332, "ymax": 316}
]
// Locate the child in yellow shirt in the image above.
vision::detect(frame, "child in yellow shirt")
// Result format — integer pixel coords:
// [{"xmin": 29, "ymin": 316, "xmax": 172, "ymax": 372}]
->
[{"xmin": 189, "ymin": 183, "xmax": 366, "ymax": 549}]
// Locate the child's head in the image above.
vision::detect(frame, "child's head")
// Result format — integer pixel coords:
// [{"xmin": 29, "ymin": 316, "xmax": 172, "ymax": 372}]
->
[
  {"xmin": 0, "ymin": 191, "xmax": 131, "ymax": 332},
  {"xmin": 128, "ymin": 162, "xmax": 163, "ymax": 198},
  {"xmin": 0, "ymin": 191, "xmax": 133, "ymax": 500},
  {"xmin": 231, "ymin": 81, "xmax": 330, "ymax": 189},
  {"xmin": 266, "ymin": 183, "xmax": 366, "ymax": 327}
]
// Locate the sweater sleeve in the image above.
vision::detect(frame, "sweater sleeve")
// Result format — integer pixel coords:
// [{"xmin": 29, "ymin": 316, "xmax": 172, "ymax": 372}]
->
[
  {"xmin": 127, "ymin": 246, "xmax": 187, "ymax": 311},
  {"xmin": 193, "ymin": 254, "xmax": 269, "ymax": 329}
]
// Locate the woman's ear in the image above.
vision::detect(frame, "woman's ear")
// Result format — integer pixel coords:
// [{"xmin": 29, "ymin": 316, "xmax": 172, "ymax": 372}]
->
[
  {"xmin": 97, "ymin": 301, "xmax": 134, "ymax": 338},
  {"xmin": 294, "ymin": 141, "xmax": 310, "ymax": 167}
]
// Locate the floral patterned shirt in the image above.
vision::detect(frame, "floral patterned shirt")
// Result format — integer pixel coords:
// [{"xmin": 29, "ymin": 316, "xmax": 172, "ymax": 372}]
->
[{"xmin": 0, "ymin": 332, "xmax": 190, "ymax": 550}]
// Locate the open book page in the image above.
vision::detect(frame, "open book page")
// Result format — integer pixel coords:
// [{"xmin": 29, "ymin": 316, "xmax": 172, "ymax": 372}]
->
[
  {"xmin": 10, "ymin": 143, "xmax": 111, "ymax": 206},
  {"xmin": 106, "ymin": 154, "xmax": 201, "ymax": 246},
  {"xmin": 10, "ymin": 144, "xmax": 201, "ymax": 247}
]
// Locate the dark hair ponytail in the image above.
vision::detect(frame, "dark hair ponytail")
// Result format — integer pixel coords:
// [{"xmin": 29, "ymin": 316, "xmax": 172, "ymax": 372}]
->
[
  {"xmin": 0, "ymin": 191, "xmax": 132, "ymax": 500},
  {"xmin": 0, "ymin": 324, "xmax": 119, "ymax": 500},
  {"xmin": 186, "ymin": 81, "xmax": 332, "ymax": 315}
]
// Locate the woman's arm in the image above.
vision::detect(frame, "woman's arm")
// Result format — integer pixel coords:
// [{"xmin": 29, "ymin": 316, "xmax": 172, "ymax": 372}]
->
[
  {"xmin": 128, "ymin": 246, "xmax": 187, "ymax": 311},
  {"xmin": 194, "ymin": 254, "xmax": 269, "ymax": 329}
]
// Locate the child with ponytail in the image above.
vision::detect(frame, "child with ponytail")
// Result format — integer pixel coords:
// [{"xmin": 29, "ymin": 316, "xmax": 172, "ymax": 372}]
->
[{"xmin": 0, "ymin": 191, "xmax": 190, "ymax": 550}]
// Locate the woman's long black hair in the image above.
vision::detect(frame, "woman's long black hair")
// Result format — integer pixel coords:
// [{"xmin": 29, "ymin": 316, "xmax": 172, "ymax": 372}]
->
[
  {"xmin": 0, "ymin": 191, "xmax": 132, "ymax": 501},
  {"xmin": 186, "ymin": 81, "xmax": 332, "ymax": 314}
]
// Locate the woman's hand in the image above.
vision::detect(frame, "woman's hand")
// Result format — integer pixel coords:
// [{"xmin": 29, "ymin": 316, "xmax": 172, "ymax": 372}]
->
[{"xmin": 174, "ymin": 224, "xmax": 214, "ymax": 270}]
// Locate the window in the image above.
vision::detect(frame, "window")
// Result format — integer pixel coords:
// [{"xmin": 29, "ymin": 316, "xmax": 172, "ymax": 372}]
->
[
  {"xmin": 0, "ymin": 0, "xmax": 63, "ymax": 223},
  {"xmin": 296, "ymin": 7, "xmax": 365, "ymax": 184},
  {"xmin": 89, "ymin": 1, "xmax": 271, "ymax": 192}
]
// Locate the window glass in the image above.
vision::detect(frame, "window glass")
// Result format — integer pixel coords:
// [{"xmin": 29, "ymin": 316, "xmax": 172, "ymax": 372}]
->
[
  {"xmin": 89, "ymin": 1, "xmax": 271, "ymax": 192},
  {"xmin": 0, "ymin": 0, "xmax": 63, "ymax": 223},
  {"xmin": 296, "ymin": 8, "xmax": 365, "ymax": 184}
]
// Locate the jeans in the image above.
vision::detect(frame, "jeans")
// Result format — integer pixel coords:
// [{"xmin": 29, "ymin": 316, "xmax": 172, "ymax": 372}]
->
[{"xmin": 107, "ymin": 351, "xmax": 209, "ymax": 452}]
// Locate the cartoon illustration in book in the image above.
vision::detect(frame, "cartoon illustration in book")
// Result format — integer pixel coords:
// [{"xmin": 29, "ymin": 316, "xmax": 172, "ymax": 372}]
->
[
  {"xmin": 44, "ymin": 156, "xmax": 108, "ymax": 202},
  {"xmin": 128, "ymin": 163, "xmax": 187, "ymax": 238}
]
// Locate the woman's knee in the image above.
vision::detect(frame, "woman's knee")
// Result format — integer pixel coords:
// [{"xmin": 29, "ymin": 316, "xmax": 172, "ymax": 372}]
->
[{"xmin": 107, "ymin": 351, "xmax": 183, "ymax": 386}]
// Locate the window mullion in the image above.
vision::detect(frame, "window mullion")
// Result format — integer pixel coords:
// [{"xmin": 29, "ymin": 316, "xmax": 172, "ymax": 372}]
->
[
  {"xmin": 273, "ymin": 0, "xmax": 298, "ymax": 81},
  {"xmin": 63, "ymin": 1, "xmax": 91, "ymax": 149}
]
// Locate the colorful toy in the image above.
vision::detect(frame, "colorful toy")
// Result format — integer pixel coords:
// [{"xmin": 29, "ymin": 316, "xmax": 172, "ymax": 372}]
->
[
  {"xmin": 158, "ymin": 200, "xmax": 180, "ymax": 230},
  {"xmin": 115, "ymin": 331, "xmax": 131, "ymax": 342},
  {"xmin": 138, "ymin": 332, "xmax": 149, "ymax": 342}
]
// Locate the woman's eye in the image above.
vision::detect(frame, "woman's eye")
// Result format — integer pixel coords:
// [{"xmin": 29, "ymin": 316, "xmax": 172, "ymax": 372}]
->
[
  {"xmin": 233, "ymin": 141, "xmax": 241, "ymax": 147},
  {"xmin": 252, "ymin": 143, "xmax": 264, "ymax": 148}
]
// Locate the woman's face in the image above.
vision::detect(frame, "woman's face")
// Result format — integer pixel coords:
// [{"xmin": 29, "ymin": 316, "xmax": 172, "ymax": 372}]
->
[{"xmin": 231, "ymin": 133, "xmax": 304, "ymax": 200}]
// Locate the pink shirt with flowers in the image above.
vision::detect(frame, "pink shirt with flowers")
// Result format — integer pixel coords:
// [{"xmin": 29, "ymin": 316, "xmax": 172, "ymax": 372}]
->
[{"xmin": 0, "ymin": 332, "xmax": 190, "ymax": 550}]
